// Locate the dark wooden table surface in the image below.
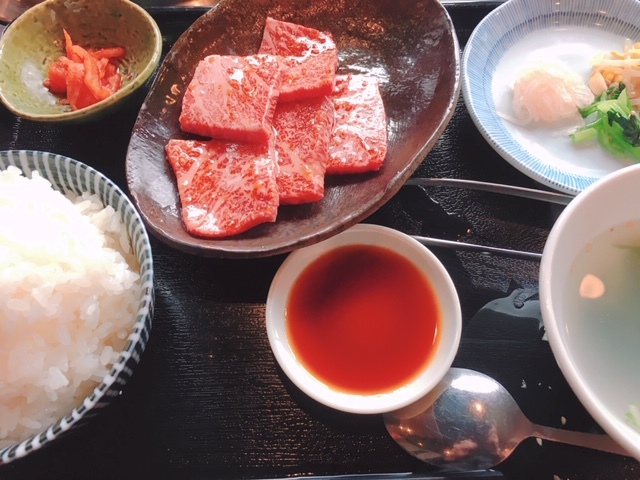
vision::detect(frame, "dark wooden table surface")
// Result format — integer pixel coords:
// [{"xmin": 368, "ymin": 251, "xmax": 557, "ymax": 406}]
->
[{"xmin": 0, "ymin": 3, "xmax": 639, "ymax": 480}]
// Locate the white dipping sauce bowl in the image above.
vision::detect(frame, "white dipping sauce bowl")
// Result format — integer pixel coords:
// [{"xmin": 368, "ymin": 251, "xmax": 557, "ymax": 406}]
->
[
  {"xmin": 265, "ymin": 223, "xmax": 462, "ymax": 414},
  {"xmin": 540, "ymin": 163, "xmax": 640, "ymax": 461}
]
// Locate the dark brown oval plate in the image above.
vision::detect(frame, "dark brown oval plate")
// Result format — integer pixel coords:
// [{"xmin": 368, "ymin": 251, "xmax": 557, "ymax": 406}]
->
[{"xmin": 126, "ymin": 0, "xmax": 460, "ymax": 258}]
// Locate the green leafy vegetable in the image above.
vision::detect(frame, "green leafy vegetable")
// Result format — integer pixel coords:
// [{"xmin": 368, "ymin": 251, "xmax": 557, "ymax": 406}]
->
[
  {"xmin": 577, "ymin": 83, "xmax": 626, "ymax": 117},
  {"xmin": 571, "ymin": 83, "xmax": 640, "ymax": 161},
  {"xmin": 627, "ymin": 404, "xmax": 640, "ymax": 431}
]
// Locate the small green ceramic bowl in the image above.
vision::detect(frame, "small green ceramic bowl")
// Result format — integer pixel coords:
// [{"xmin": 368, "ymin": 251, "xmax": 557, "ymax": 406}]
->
[{"xmin": 0, "ymin": 0, "xmax": 162, "ymax": 123}]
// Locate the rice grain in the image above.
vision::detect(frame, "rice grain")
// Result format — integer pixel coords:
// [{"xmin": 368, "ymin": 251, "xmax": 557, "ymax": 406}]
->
[{"xmin": 0, "ymin": 166, "xmax": 141, "ymax": 443}]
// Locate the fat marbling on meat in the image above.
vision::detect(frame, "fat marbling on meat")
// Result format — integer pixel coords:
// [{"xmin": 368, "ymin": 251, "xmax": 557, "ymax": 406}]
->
[
  {"xmin": 179, "ymin": 54, "xmax": 281, "ymax": 144},
  {"xmin": 273, "ymin": 95, "xmax": 335, "ymax": 204},
  {"xmin": 327, "ymin": 74, "xmax": 388, "ymax": 174},
  {"xmin": 258, "ymin": 17, "xmax": 338, "ymax": 103},
  {"xmin": 165, "ymin": 138, "xmax": 279, "ymax": 238}
]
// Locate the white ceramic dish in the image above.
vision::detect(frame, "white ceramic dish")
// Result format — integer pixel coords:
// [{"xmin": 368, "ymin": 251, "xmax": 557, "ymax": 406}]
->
[
  {"xmin": 265, "ymin": 223, "xmax": 462, "ymax": 414},
  {"xmin": 462, "ymin": 0, "xmax": 640, "ymax": 195},
  {"xmin": 540, "ymin": 163, "xmax": 640, "ymax": 461}
]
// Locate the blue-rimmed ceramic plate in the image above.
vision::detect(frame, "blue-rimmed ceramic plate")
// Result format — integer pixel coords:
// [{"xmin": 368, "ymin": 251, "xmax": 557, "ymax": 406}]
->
[
  {"xmin": 462, "ymin": 0, "xmax": 640, "ymax": 195},
  {"xmin": 0, "ymin": 150, "xmax": 154, "ymax": 465}
]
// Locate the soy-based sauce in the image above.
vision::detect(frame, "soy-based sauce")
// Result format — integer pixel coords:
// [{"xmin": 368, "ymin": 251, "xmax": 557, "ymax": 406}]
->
[{"xmin": 286, "ymin": 244, "xmax": 440, "ymax": 395}]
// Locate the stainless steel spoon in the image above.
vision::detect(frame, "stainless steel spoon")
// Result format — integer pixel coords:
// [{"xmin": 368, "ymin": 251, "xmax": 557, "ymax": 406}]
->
[{"xmin": 383, "ymin": 368, "xmax": 629, "ymax": 471}]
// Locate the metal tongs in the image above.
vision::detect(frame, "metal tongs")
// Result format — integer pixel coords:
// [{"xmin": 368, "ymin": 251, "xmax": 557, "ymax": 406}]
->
[{"xmin": 402, "ymin": 177, "xmax": 574, "ymax": 261}]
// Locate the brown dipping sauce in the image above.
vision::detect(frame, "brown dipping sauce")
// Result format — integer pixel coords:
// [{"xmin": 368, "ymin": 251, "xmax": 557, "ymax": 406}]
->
[{"xmin": 286, "ymin": 244, "xmax": 441, "ymax": 395}]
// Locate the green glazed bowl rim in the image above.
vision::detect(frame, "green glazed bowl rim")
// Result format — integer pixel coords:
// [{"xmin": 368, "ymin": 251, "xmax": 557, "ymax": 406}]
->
[{"xmin": 0, "ymin": 0, "xmax": 163, "ymax": 123}]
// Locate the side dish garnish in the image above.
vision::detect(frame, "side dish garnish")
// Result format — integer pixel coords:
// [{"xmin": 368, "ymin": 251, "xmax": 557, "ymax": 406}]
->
[
  {"xmin": 589, "ymin": 39, "xmax": 640, "ymax": 107},
  {"xmin": 43, "ymin": 29, "xmax": 126, "ymax": 111},
  {"xmin": 504, "ymin": 41, "xmax": 640, "ymax": 162},
  {"xmin": 510, "ymin": 60, "xmax": 594, "ymax": 125},
  {"xmin": 570, "ymin": 83, "xmax": 640, "ymax": 161}
]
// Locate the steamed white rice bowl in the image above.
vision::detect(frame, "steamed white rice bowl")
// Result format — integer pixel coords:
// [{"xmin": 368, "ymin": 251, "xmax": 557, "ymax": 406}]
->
[{"xmin": 0, "ymin": 166, "xmax": 141, "ymax": 446}]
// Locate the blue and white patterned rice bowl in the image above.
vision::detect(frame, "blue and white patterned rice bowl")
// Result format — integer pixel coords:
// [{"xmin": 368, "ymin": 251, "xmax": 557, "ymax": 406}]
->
[
  {"xmin": 0, "ymin": 150, "xmax": 154, "ymax": 464},
  {"xmin": 462, "ymin": 0, "xmax": 640, "ymax": 195}
]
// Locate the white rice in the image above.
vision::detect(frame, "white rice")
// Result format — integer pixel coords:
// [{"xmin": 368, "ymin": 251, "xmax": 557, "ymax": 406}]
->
[{"xmin": 0, "ymin": 166, "xmax": 141, "ymax": 446}]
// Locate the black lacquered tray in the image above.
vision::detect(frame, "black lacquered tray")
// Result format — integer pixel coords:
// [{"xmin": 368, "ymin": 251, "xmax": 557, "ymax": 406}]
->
[{"xmin": 0, "ymin": 4, "xmax": 638, "ymax": 479}]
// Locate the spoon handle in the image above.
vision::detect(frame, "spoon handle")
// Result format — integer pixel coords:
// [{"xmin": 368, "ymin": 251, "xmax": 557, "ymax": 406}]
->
[{"xmin": 532, "ymin": 424, "xmax": 629, "ymax": 456}]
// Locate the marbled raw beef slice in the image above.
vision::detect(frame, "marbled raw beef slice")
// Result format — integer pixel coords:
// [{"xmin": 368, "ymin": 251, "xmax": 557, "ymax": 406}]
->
[
  {"xmin": 273, "ymin": 96, "xmax": 335, "ymax": 204},
  {"xmin": 165, "ymin": 138, "xmax": 279, "ymax": 238},
  {"xmin": 327, "ymin": 74, "xmax": 388, "ymax": 174},
  {"xmin": 259, "ymin": 17, "xmax": 338, "ymax": 103},
  {"xmin": 179, "ymin": 54, "xmax": 281, "ymax": 144}
]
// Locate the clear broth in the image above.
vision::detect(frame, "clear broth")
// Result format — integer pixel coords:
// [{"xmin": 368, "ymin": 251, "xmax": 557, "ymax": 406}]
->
[{"xmin": 562, "ymin": 220, "xmax": 640, "ymax": 414}]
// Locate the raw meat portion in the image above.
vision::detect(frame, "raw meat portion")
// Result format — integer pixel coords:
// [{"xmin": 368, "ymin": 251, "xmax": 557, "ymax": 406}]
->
[
  {"xmin": 327, "ymin": 74, "xmax": 388, "ymax": 174},
  {"xmin": 259, "ymin": 17, "xmax": 338, "ymax": 103},
  {"xmin": 273, "ymin": 96, "xmax": 335, "ymax": 204},
  {"xmin": 179, "ymin": 54, "xmax": 281, "ymax": 144},
  {"xmin": 165, "ymin": 138, "xmax": 279, "ymax": 238}
]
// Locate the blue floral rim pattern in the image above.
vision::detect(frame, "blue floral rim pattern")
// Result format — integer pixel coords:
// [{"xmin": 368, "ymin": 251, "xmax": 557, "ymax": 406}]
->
[{"xmin": 461, "ymin": 0, "xmax": 640, "ymax": 194}]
